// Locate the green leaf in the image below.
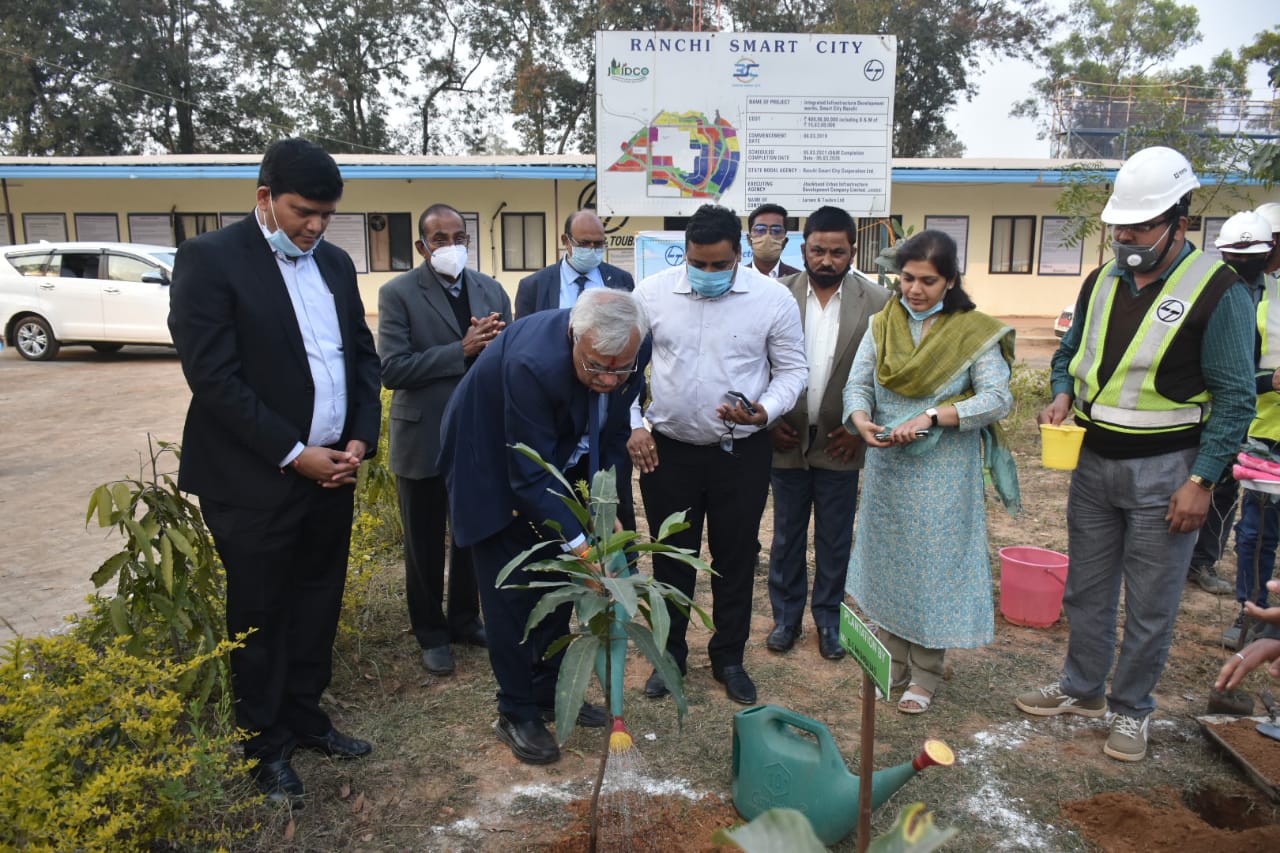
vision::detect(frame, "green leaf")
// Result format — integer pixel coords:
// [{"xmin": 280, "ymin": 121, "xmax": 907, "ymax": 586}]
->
[
  {"xmin": 86, "ymin": 484, "xmax": 111, "ymax": 527},
  {"xmin": 109, "ymin": 481, "xmax": 134, "ymax": 514},
  {"xmin": 90, "ymin": 552, "xmax": 130, "ymax": 588},
  {"xmin": 656, "ymin": 510, "xmax": 690, "ymax": 542},
  {"xmin": 108, "ymin": 595, "xmax": 131, "ymax": 637},
  {"xmin": 512, "ymin": 442, "xmax": 576, "ymax": 497},
  {"xmin": 495, "ymin": 540, "xmax": 559, "ymax": 587},
  {"xmin": 623, "ymin": 621, "xmax": 688, "ymax": 721},
  {"xmin": 712, "ymin": 808, "xmax": 828, "ymax": 852},
  {"xmin": 866, "ymin": 803, "xmax": 959, "ymax": 853},
  {"xmin": 553, "ymin": 634, "xmax": 599, "ymax": 744},
  {"xmin": 523, "ymin": 586, "xmax": 588, "ymax": 643},
  {"xmin": 552, "ymin": 489, "xmax": 593, "ymax": 533},
  {"xmin": 164, "ymin": 527, "xmax": 196, "ymax": 561},
  {"xmin": 589, "ymin": 467, "xmax": 618, "ymax": 542},
  {"xmin": 646, "ymin": 585, "xmax": 670, "ymax": 654},
  {"xmin": 159, "ymin": 534, "xmax": 174, "ymax": 594},
  {"xmin": 575, "ymin": 593, "xmax": 607, "ymax": 629},
  {"xmin": 601, "ymin": 574, "xmax": 639, "ymax": 620}
]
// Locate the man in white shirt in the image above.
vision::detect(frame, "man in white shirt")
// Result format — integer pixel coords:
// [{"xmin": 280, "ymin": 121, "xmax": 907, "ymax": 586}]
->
[
  {"xmin": 767, "ymin": 206, "xmax": 889, "ymax": 661},
  {"xmin": 629, "ymin": 204, "xmax": 807, "ymax": 705}
]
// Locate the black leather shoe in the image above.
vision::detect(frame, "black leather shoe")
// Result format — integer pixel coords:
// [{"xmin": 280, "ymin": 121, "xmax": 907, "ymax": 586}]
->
[
  {"xmin": 495, "ymin": 713, "xmax": 561, "ymax": 765},
  {"xmin": 644, "ymin": 669, "xmax": 671, "ymax": 698},
  {"xmin": 766, "ymin": 623, "xmax": 801, "ymax": 653},
  {"xmin": 422, "ymin": 644, "xmax": 455, "ymax": 675},
  {"xmin": 250, "ymin": 758, "xmax": 305, "ymax": 806},
  {"xmin": 453, "ymin": 624, "xmax": 488, "ymax": 648},
  {"xmin": 540, "ymin": 702, "xmax": 609, "ymax": 728},
  {"xmin": 713, "ymin": 664, "xmax": 758, "ymax": 705},
  {"xmin": 818, "ymin": 627, "xmax": 846, "ymax": 660},
  {"xmin": 297, "ymin": 728, "xmax": 372, "ymax": 759}
]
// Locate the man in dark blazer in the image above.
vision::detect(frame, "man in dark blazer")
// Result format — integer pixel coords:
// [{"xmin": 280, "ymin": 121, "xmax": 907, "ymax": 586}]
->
[
  {"xmin": 514, "ymin": 209, "xmax": 633, "ymax": 317},
  {"xmin": 168, "ymin": 139, "xmax": 381, "ymax": 805},
  {"xmin": 766, "ymin": 206, "xmax": 889, "ymax": 661},
  {"xmin": 378, "ymin": 203, "xmax": 511, "ymax": 678},
  {"xmin": 439, "ymin": 289, "xmax": 649, "ymax": 765}
]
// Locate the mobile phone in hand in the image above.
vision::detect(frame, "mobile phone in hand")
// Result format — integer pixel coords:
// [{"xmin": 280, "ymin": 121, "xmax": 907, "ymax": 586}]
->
[
  {"xmin": 874, "ymin": 429, "xmax": 931, "ymax": 440},
  {"xmin": 726, "ymin": 391, "xmax": 758, "ymax": 416}
]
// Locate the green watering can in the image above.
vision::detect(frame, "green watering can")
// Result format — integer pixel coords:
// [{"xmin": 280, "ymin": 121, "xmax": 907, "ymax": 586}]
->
[{"xmin": 731, "ymin": 704, "xmax": 954, "ymax": 845}]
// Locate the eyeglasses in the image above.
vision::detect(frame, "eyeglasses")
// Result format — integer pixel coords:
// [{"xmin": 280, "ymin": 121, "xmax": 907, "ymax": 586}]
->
[
  {"xmin": 580, "ymin": 358, "xmax": 637, "ymax": 377},
  {"xmin": 1111, "ymin": 218, "xmax": 1169, "ymax": 237},
  {"xmin": 749, "ymin": 224, "xmax": 786, "ymax": 237},
  {"xmin": 423, "ymin": 233, "xmax": 471, "ymax": 248},
  {"xmin": 567, "ymin": 235, "xmax": 607, "ymax": 250},
  {"xmin": 719, "ymin": 418, "xmax": 738, "ymax": 454}
]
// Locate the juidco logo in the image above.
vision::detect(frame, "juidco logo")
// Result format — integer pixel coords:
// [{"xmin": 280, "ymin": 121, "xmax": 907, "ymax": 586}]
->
[{"xmin": 608, "ymin": 59, "xmax": 649, "ymax": 82}]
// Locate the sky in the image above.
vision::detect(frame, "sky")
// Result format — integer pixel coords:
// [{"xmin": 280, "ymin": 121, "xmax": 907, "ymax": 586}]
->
[{"xmin": 946, "ymin": 0, "xmax": 1279, "ymax": 158}]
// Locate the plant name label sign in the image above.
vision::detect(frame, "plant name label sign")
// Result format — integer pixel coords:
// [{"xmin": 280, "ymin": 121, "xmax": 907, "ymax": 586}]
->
[{"xmin": 839, "ymin": 603, "xmax": 890, "ymax": 698}]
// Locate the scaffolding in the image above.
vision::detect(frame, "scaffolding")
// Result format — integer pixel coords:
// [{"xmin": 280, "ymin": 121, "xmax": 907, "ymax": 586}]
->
[{"xmin": 1048, "ymin": 78, "xmax": 1280, "ymax": 160}]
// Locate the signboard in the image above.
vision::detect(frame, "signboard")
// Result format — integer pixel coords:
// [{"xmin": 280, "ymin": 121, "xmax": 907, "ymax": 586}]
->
[
  {"xmin": 128, "ymin": 214, "xmax": 173, "ymax": 246},
  {"xmin": 325, "ymin": 213, "xmax": 369, "ymax": 273},
  {"xmin": 22, "ymin": 213, "xmax": 68, "ymax": 243},
  {"xmin": 74, "ymin": 214, "xmax": 120, "ymax": 242},
  {"xmin": 923, "ymin": 215, "xmax": 969, "ymax": 274},
  {"xmin": 596, "ymin": 31, "xmax": 897, "ymax": 218},
  {"xmin": 633, "ymin": 230, "xmax": 804, "ymax": 282},
  {"xmin": 839, "ymin": 602, "xmax": 890, "ymax": 699},
  {"xmin": 1038, "ymin": 216, "xmax": 1084, "ymax": 276}
]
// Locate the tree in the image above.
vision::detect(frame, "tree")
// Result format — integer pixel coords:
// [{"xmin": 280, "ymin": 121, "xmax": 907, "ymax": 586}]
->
[{"xmin": 1242, "ymin": 26, "xmax": 1280, "ymax": 186}]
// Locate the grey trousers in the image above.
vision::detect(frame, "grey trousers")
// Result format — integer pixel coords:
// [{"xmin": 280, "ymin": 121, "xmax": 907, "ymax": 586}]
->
[{"xmin": 1059, "ymin": 445, "xmax": 1198, "ymax": 718}]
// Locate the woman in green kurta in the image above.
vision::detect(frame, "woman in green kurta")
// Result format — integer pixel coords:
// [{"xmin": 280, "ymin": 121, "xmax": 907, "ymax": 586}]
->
[{"xmin": 843, "ymin": 229, "xmax": 1017, "ymax": 714}]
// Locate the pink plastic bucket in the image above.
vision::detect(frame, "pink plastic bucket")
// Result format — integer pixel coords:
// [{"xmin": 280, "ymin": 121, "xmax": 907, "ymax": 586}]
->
[{"xmin": 999, "ymin": 547, "xmax": 1069, "ymax": 628}]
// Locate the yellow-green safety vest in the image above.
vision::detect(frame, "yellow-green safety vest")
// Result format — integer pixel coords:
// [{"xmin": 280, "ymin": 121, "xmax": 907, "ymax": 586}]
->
[
  {"xmin": 1069, "ymin": 250, "xmax": 1222, "ymax": 434},
  {"xmin": 1251, "ymin": 273, "xmax": 1280, "ymax": 441}
]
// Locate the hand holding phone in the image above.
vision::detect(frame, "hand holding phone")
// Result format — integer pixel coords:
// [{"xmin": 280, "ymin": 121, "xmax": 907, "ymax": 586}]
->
[
  {"xmin": 874, "ymin": 429, "xmax": 931, "ymax": 441},
  {"xmin": 726, "ymin": 390, "xmax": 758, "ymax": 417}
]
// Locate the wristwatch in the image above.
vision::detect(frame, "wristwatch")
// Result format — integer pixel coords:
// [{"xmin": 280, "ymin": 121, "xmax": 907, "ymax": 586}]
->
[
  {"xmin": 1188, "ymin": 474, "xmax": 1215, "ymax": 492},
  {"xmin": 925, "ymin": 407, "xmax": 940, "ymax": 427}
]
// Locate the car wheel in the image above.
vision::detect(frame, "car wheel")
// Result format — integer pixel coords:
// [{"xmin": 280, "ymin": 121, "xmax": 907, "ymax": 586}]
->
[
  {"xmin": 14, "ymin": 315, "xmax": 59, "ymax": 361},
  {"xmin": 91, "ymin": 342, "xmax": 124, "ymax": 354}
]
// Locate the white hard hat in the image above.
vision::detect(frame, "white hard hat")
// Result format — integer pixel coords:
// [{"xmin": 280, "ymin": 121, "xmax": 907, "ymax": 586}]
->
[
  {"xmin": 1215, "ymin": 210, "xmax": 1275, "ymax": 255},
  {"xmin": 1256, "ymin": 202, "xmax": 1280, "ymax": 234},
  {"xmin": 1101, "ymin": 146, "xmax": 1200, "ymax": 225}
]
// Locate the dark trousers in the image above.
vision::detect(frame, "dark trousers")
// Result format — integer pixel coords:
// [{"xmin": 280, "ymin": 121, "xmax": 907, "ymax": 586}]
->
[
  {"xmin": 397, "ymin": 474, "xmax": 480, "ymax": 649},
  {"xmin": 1188, "ymin": 473, "xmax": 1240, "ymax": 570},
  {"xmin": 768, "ymin": 466, "xmax": 859, "ymax": 630},
  {"xmin": 470, "ymin": 518, "xmax": 573, "ymax": 722},
  {"xmin": 639, "ymin": 428, "xmax": 771, "ymax": 672},
  {"xmin": 201, "ymin": 479, "xmax": 353, "ymax": 760}
]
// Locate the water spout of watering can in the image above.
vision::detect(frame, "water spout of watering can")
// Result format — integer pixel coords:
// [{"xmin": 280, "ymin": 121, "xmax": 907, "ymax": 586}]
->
[{"xmin": 861, "ymin": 739, "xmax": 955, "ymax": 812}]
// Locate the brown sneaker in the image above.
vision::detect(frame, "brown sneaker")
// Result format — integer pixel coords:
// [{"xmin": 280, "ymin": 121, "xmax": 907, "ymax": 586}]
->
[
  {"xmin": 1103, "ymin": 713, "xmax": 1149, "ymax": 762},
  {"xmin": 1015, "ymin": 682, "xmax": 1107, "ymax": 717}
]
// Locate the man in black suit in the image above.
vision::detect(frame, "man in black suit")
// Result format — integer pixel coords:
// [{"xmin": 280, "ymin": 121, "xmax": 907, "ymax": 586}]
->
[
  {"xmin": 514, "ymin": 209, "xmax": 634, "ymax": 317},
  {"xmin": 439, "ymin": 289, "xmax": 649, "ymax": 765},
  {"xmin": 378, "ymin": 203, "xmax": 511, "ymax": 677},
  {"xmin": 168, "ymin": 139, "xmax": 381, "ymax": 805},
  {"xmin": 747, "ymin": 203, "xmax": 800, "ymax": 279}
]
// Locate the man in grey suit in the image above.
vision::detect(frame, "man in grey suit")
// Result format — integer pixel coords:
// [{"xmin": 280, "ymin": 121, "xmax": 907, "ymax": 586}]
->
[
  {"xmin": 766, "ymin": 206, "xmax": 890, "ymax": 660},
  {"xmin": 514, "ymin": 210, "xmax": 634, "ymax": 318},
  {"xmin": 378, "ymin": 203, "xmax": 512, "ymax": 676}
]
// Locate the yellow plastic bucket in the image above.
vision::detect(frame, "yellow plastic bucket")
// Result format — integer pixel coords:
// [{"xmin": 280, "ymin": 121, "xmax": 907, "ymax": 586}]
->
[{"xmin": 1039, "ymin": 423, "xmax": 1086, "ymax": 470}]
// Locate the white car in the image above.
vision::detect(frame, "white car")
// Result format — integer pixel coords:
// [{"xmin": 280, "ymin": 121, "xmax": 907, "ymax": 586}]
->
[{"xmin": 0, "ymin": 242, "xmax": 177, "ymax": 361}]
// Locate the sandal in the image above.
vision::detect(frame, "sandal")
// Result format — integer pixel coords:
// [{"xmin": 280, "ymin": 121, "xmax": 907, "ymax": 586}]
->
[{"xmin": 897, "ymin": 685, "xmax": 933, "ymax": 715}]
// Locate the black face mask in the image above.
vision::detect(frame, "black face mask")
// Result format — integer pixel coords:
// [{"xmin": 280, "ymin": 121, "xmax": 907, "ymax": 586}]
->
[{"xmin": 1227, "ymin": 255, "xmax": 1269, "ymax": 283}]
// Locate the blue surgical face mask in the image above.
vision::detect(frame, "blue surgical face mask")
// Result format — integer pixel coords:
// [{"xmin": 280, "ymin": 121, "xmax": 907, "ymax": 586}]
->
[
  {"xmin": 258, "ymin": 200, "xmax": 315, "ymax": 258},
  {"xmin": 899, "ymin": 295, "xmax": 945, "ymax": 321},
  {"xmin": 567, "ymin": 246, "xmax": 605, "ymax": 274},
  {"xmin": 687, "ymin": 264, "xmax": 735, "ymax": 298}
]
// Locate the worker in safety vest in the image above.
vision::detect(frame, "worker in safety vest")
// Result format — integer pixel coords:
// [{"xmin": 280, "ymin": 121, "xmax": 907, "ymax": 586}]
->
[
  {"xmin": 1220, "ymin": 209, "xmax": 1280, "ymax": 649},
  {"xmin": 1015, "ymin": 146, "xmax": 1255, "ymax": 763}
]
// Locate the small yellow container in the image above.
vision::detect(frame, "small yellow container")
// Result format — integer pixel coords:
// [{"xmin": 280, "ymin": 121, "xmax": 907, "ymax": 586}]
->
[{"xmin": 1039, "ymin": 423, "xmax": 1086, "ymax": 470}]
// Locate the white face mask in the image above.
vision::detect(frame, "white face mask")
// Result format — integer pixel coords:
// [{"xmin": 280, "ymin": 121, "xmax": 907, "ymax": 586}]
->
[{"xmin": 430, "ymin": 244, "xmax": 468, "ymax": 279}]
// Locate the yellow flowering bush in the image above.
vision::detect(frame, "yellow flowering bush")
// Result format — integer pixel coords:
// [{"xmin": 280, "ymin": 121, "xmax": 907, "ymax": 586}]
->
[
  {"xmin": 343, "ymin": 388, "xmax": 402, "ymax": 639},
  {"xmin": 0, "ymin": 634, "xmax": 255, "ymax": 852}
]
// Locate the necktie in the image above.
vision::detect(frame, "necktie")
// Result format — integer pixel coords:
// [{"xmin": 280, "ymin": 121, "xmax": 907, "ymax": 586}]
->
[{"xmin": 574, "ymin": 274, "xmax": 588, "ymax": 294}]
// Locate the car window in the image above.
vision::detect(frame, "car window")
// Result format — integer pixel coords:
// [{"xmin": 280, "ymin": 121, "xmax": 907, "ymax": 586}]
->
[
  {"xmin": 55, "ymin": 252, "xmax": 101, "ymax": 279},
  {"xmin": 106, "ymin": 253, "xmax": 161, "ymax": 283},
  {"xmin": 146, "ymin": 251, "xmax": 176, "ymax": 269},
  {"xmin": 5, "ymin": 252, "xmax": 54, "ymax": 276}
]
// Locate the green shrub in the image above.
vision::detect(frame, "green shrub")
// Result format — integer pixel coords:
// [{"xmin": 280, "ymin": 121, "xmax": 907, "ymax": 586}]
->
[
  {"xmin": 1007, "ymin": 363, "xmax": 1052, "ymax": 427},
  {"xmin": 0, "ymin": 634, "xmax": 256, "ymax": 852}
]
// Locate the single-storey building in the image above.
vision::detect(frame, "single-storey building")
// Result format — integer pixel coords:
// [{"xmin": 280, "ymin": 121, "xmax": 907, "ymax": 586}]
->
[{"xmin": 0, "ymin": 154, "xmax": 1273, "ymax": 316}]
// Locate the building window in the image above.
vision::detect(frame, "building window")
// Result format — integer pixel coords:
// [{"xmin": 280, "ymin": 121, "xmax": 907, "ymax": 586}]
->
[
  {"xmin": 174, "ymin": 213, "xmax": 217, "ymax": 244},
  {"xmin": 502, "ymin": 212, "xmax": 546, "ymax": 271},
  {"xmin": 855, "ymin": 216, "xmax": 899, "ymax": 275},
  {"xmin": 990, "ymin": 216, "xmax": 1036, "ymax": 274},
  {"xmin": 367, "ymin": 213, "xmax": 413, "ymax": 272}
]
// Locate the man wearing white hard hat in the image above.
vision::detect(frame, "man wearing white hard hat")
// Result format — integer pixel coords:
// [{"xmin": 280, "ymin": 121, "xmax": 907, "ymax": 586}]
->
[
  {"xmin": 1016, "ymin": 146, "xmax": 1255, "ymax": 763},
  {"xmin": 1256, "ymin": 202, "xmax": 1280, "ymax": 275},
  {"xmin": 1218, "ymin": 209, "xmax": 1280, "ymax": 649}
]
